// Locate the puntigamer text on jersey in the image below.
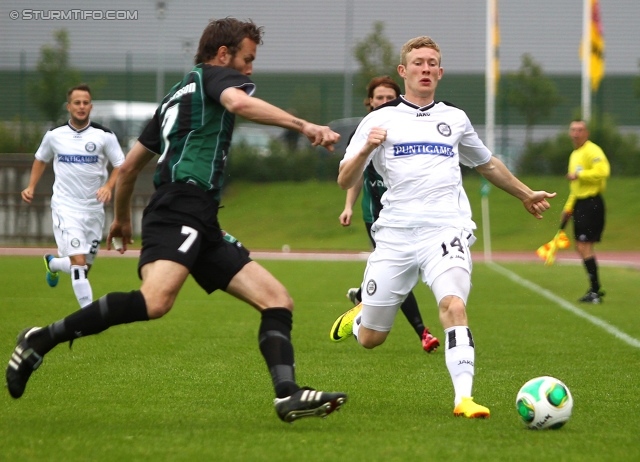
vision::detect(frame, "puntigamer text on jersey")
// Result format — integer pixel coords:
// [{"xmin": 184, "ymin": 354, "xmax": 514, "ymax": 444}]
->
[{"xmin": 393, "ymin": 142, "xmax": 454, "ymax": 157}]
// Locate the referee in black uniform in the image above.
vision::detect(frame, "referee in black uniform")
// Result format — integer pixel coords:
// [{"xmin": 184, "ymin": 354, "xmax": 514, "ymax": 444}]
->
[
  {"xmin": 561, "ymin": 121, "xmax": 610, "ymax": 304},
  {"xmin": 7, "ymin": 18, "xmax": 347, "ymax": 423}
]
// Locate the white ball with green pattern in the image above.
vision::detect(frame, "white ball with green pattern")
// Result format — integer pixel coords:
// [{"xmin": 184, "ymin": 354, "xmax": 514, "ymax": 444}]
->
[{"xmin": 516, "ymin": 376, "xmax": 573, "ymax": 429}]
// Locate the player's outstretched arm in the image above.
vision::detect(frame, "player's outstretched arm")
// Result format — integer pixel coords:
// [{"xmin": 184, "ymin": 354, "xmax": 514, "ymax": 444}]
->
[
  {"xmin": 220, "ymin": 88, "xmax": 340, "ymax": 151},
  {"xmin": 476, "ymin": 156, "xmax": 556, "ymax": 219}
]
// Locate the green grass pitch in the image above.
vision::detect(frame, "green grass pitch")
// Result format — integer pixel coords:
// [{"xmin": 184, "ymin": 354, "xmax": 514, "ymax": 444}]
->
[{"xmin": 1, "ymin": 256, "xmax": 639, "ymax": 461}]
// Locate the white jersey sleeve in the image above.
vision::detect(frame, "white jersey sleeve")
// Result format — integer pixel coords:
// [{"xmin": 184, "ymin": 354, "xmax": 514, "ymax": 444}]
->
[
  {"xmin": 458, "ymin": 116, "xmax": 492, "ymax": 168},
  {"xmin": 34, "ymin": 131, "xmax": 55, "ymax": 163},
  {"xmin": 104, "ymin": 131, "xmax": 125, "ymax": 168},
  {"xmin": 340, "ymin": 114, "xmax": 379, "ymax": 173}
]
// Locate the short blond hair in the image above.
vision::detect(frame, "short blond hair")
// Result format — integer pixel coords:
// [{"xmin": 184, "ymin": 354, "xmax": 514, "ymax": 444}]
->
[{"xmin": 400, "ymin": 36, "xmax": 441, "ymax": 66}]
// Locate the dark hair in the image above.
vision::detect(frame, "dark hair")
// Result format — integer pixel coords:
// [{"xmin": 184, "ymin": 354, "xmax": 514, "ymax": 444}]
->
[
  {"xmin": 366, "ymin": 76, "xmax": 401, "ymax": 100},
  {"xmin": 67, "ymin": 83, "xmax": 92, "ymax": 102},
  {"xmin": 194, "ymin": 17, "xmax": 264, "ymax": 64},
  {"xmin": 364, "ymin": 76, "xmax": 401, "ymax": 108}
]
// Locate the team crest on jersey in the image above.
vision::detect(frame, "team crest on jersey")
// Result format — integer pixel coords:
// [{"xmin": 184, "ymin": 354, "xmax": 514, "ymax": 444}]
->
[
  {"xmin": 437, "ymin": 123, "xmax": 452, "ymax": 137},
  {"xmin": 366, "ymin": 279, "xmax": 377, "ymax": 296},
  {"xmin": 71, "ymin": 238, "xmax": 81, "ymax": 248},
  {"xmin": 85, "ymin": 142, "xmax": 96, "ymax": 152}
]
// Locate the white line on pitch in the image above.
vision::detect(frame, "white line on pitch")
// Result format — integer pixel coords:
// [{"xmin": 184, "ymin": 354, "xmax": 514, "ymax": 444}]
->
[{"xmin": 487, "ymin": 261, "xmax": 640, "ymax": 349}]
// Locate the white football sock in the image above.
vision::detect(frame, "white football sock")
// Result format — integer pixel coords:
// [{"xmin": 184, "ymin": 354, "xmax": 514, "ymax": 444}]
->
[
  {"xmin": 352, "ymin": 311, "xmax": 362, "ymax": 340},
  {"xmin": 71, "ymin": 265, "xmax": 93, "ymax": 308},
  {"xmin": 444, "ymin": 326, "xmax": 476, "ymax": 406},
  {"xmin": 49, "ymin": 256, "xmax": 71, "ymax": 273}
]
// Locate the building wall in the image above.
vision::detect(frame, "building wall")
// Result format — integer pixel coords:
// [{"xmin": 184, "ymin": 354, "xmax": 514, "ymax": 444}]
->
[
  {"xmin": 2, "ymin": 0, "xmax": 639, "ymax": 74},
  {"xmin": 1, "ymin": 0, "xmax": 638, "ymax": 156}
]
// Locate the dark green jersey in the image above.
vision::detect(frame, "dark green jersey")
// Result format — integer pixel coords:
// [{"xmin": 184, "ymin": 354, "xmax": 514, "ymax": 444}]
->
[
  {"xmin": 362, "ymin": 162, "xmax": 386, "ymax": 224},
  {"xmin": 139, "ymin": 64, "xmax": 255, "ymax": 202}
]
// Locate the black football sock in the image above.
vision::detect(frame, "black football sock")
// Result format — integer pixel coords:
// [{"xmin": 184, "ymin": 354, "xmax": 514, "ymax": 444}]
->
[
  {"xmin": 28, "ymin": 290, "xmax": 149, "ymax": 356},
  {"xmin": 583, "ymin": 257, "xmax": 600, "ymax": 293},
  {"xmin": 400, "ymin": 291, "xmax": 426, "ymax": 338},
  {"xmin": 258, "ymin": 308, "xmax": 299, "ymax": 399}
]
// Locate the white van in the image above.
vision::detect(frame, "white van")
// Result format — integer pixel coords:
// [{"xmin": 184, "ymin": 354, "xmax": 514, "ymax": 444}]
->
[{"xmin": 89, "ymin": 100, "xmax": 158, "ymax": 149}]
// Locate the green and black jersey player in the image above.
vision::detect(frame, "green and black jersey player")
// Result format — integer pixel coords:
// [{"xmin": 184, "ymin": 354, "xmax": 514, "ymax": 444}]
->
[{"xmin": 6, "ymin": 18, "xmax": 347, "ymax": 423}]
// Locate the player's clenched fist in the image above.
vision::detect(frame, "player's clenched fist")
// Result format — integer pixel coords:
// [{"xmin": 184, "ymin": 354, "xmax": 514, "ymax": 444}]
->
[
  {"xmin": 21, "ymin": 188, "xmax": 35, "ymax": 204},
  {"xmin": 367, "ymin": 127, "xmax": 387, "ymax": 147}
]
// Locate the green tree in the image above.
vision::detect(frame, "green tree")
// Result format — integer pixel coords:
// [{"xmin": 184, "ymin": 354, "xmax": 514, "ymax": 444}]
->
[
  {"xmin": 28, "ymin": 29, "xmax": 81, "ymax": 123},
  {"xmin": 517, "ymin": 113, "xmax": 640, "ymax": 176},
  {"xmin": 353, "ymin": 22, "xmax": 400, "ymax": 93},
  {"xmin": 503, "ymin": 54, "xmax": 563, "ymax": 144}
]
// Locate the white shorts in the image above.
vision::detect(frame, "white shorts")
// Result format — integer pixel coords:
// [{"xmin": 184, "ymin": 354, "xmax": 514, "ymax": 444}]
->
[
  {"xmin": 51, "ymin": 207, "xmax": 104, "ymax": 265},
  {"xmin": 360, "ymin": 226, "xmax": 474, "ymax": 331}
]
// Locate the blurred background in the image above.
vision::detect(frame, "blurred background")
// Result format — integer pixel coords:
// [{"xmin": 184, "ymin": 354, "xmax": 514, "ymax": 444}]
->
[{"xmin": 1, "ymin": 0, "xmax": 639, "ymax": 243}]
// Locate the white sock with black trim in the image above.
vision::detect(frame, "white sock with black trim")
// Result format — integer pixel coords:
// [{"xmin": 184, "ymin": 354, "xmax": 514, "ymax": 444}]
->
[
  {"xmin": 352, "ymin": 311, "xmax": 362, "ymax": 340},
  {"xmin": 444, "ymin": 325, "xmax": 475, "ymax": 406},
  {"xmin": 71, "ymin": 265, "xmax": 93, "ymax": 308}
]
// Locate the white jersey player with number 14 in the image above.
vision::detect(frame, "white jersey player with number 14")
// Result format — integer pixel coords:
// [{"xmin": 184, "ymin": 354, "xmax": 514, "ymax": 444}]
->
[
  {"xmin": 332, "ymin": 36, "xmax": 556, "ymax": 419},
  {"xmin": 21, "ymin": 84, "xmax": 125, "ymax": 308}
]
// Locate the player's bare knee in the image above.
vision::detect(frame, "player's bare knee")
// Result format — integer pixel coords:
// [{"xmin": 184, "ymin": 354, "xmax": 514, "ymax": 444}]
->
[
  {"xmin": 280, "ymin": 292, "xmax": 294, "ymax": 310},
  {"xmin": 145, "ymin": 301, "xmax": 173, "ymax": 319},
  {"xmin": 358, "ymin": 329, "xmax": 387, "ymax": 349},
  {"xmin": 139, "ymin": 291, "xmax": 174, "ymax": 319},
  {"xmin": 359, "ymin": 337, "xmax": 380, "ymax": 349},
  {"xmin": 254, "ymin": 278, "xmax": 293, "ymax": 309},
  {"xmin": 439, "ymin": 296, "xmax": 467, "ymax": 324},
  {"xmin": 70, "ymin": 255, "xmax": 87, "ymax": 267},
  {"xmin": 263, "ymin": 291, "xmax": 294, "ymax": 311}
]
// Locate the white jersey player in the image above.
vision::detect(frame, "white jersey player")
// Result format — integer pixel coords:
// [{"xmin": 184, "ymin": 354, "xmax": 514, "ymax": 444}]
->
[
  {"xmin": 21, "ymin": 84, "xmax": 125, "ymax": 308},
  {"xmin": 331, "ymin": 36, "xmax": 556, "ymax": 419}
]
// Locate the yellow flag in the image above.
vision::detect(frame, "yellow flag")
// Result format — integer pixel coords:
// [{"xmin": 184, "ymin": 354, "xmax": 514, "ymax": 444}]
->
[
  {"xmin": 492, "ymin": 0, "xmax": 500, "ymax": 91},
  {"xmin": 590, "ymin": 0, "xmax": 605, "ymax": 91}
]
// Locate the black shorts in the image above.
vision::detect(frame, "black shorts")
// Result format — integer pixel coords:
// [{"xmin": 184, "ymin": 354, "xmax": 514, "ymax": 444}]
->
[
  {"xmin": 138, "ymin": 183, "xmax": 252, "ymax": 293},
  {"xmin": 573, "ymin": 195, "xmax": 605, "ymax": 243}
]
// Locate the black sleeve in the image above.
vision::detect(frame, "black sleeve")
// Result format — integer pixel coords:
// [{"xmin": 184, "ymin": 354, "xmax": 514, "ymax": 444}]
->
[
  {"xmin": 138, "ymin": 110, "xmax": 162, "ymax": 155},
  {"xmin": 202, "ymin": 65, "xmax": 255, "ymax": 102}
]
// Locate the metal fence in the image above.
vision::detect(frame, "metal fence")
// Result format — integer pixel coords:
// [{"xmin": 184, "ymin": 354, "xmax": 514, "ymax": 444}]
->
[
  {"xmin": 0, "ymin": 154, "xmax": 154, "ymax": 244},
  {"xmin": 2, "ymin": 49, "xmax": 640, "ymax": 129}
]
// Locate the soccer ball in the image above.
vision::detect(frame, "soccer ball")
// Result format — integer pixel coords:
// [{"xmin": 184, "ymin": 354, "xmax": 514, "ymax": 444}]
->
[{"xmin": 515, "ymin": 376, "xmax": 573, "ymax": 430}]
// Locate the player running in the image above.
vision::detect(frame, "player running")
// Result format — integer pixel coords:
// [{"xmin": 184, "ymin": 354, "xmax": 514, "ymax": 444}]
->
[
  {"xmin": 21, "ymin": 84, "xmax": 124, "ymax": 308},
  {"xmin": 338, "ymin": 76, "xmax": 439, "ymax": 352},
  {"xmin": 7, "ymin": 18, "xmax": 346, "ymax": 423},
  {"xmin": 331, "ymin": 36, "xmax": 556, "ymax": 418}
]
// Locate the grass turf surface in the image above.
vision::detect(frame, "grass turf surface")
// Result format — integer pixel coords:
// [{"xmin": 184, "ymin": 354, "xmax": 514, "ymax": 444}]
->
[
  {"xmin": 215, "ymin": 176, "xmax": 640, "ymax": 252},
  {"xmin": 1, "ymin": 256, "xmax": 639, "ymax": 461}
]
